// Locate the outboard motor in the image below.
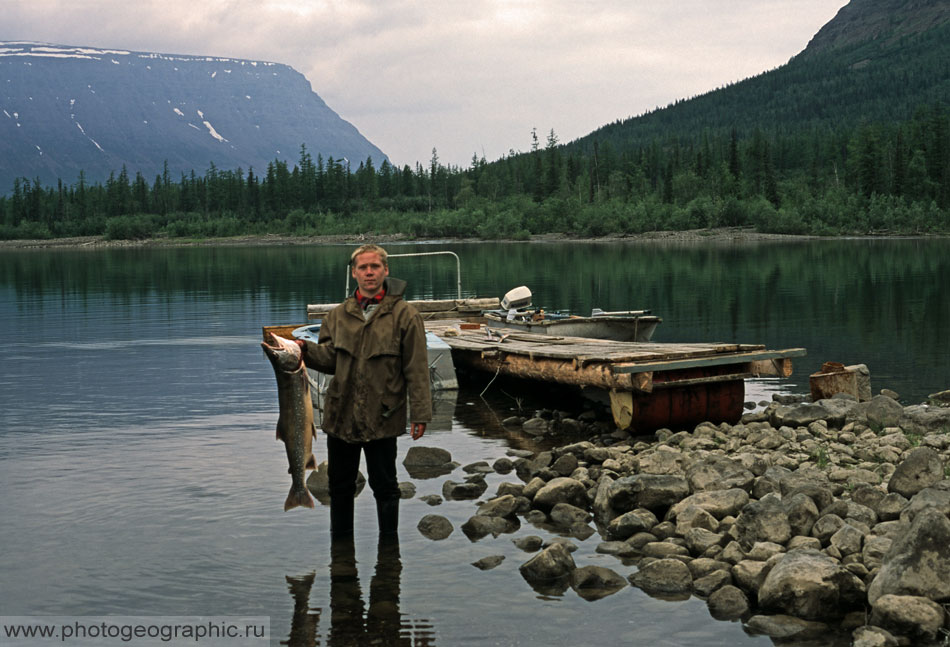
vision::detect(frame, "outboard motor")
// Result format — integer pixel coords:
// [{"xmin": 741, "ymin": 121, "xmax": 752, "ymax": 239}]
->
[{"xmin": 501, "ymin": 286, "xmax": 532, "ymax": 321}]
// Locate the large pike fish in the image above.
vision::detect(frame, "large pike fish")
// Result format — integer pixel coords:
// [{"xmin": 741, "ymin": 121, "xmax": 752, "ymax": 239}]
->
[{"xmin": 261, "ymin": 332, "xmax": 316, "ymax": 511}]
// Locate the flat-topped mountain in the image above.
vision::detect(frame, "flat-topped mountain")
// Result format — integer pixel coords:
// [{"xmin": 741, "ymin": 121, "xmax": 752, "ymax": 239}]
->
[{"xmin": 0, "ymin": 42, "xmax": 387, "ymax": 191}]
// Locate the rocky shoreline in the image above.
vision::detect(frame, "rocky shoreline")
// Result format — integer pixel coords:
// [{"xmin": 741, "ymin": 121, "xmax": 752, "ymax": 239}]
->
[
  {"xmin": 404, "ymin": 388, "xmax": 950, "ymax": 646},
  {"xmin": 0, "ymin": 227, "xmax": 918, "ymax": 250}
]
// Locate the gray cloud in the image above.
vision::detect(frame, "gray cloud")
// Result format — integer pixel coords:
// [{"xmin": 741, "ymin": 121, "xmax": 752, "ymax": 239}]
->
[{"xmin": 1, "ymin": 0, "xmax": 848, "ymax": 167}]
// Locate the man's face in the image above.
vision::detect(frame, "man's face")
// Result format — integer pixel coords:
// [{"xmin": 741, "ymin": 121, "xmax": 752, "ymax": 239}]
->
[{"xmin": 351, "ymin": 251, "xmax": 389, "ymax": 297}]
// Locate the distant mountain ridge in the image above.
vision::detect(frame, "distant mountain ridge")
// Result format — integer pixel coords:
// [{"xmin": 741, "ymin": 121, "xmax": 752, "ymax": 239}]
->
[
  {"xmin": 801, "ymin": 0, "xmax": 949, "ymax": 56},
  {"xmin": 0, "ymin": 42, "xmax": 387, "ymax": 191},
  {"xmin": 567, "ymin": 0, "xmax": 949, "ymax": 155}
]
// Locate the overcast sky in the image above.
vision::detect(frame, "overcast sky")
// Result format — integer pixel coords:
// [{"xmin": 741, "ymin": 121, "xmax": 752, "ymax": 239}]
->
[{"xmin": 3, "ymin": 0, "xmax": 849, "ymax": 168}]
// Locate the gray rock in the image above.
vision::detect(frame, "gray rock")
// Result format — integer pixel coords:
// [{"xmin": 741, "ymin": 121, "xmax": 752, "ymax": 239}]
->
[
  {"xmin": 471, "ymin": 555, "xmax": 505, "ymax": 570},
  {"xmin": 830, "ymin": 524, "xmax": 864, "ymax": 556},
  {"xmin": 861, "ymin": 535, "xmax": 893, "ymax": 570},
  {"xmin": 461, "ymin": 515, "xmax": 515, "ymax": 540},
  {"xmin": 684, "ymin": 528, "xmax": 724, "ymax": 556},
  {"xmin": 608, "ymin": 474, "xmax": 690, "ymax": 512},
  {"xmin": 549, "ymin": 502, "xmax": 592, "ymax": 527},
  {"xmin": 477, "ymin": 494, "xmax": 519, "ymax": 518},
  {"xmin": 692, "ymin": 569, "xmax": 733, "ymax": 597},
  {"xmin": 746, "ymin": 542, "xmax": 785, "ymax": 561},
  {"xmin": 770, "ymin": 403, "xmax": 833, "ymax": 428},
  {"xmin": 512, "ymin": 535, "xmax": 544, "ymax": 552},
  {"xmin": 784, "ymin": 492, "xmax": 820, "ymax": 537},
  {"xmin": 626, "ymin": 532, "xmax": 659, "ymax": 550},
  {"xmin": 551, "ymin": 453, "xmax": 579, "ymax": 476},
  {"xmin": 398, "ymin": 481, "xmax": 416, "ymax": 499},
  {"xmin": 899, "ymin": 486, "xmax": 950, "ymax": 523},
  {"xmin": 419, "ymin": 494, "xmax": 442, "ymax": 506},
  {"xmin": 757, "ymin": 549, "xmax": 866, "ymax": 620},
  {"xmin": 417, "ymin": 514, "xmax": 453, "ymax": 540},
  {"xmin": 637, "ymin": 449, "xmax": 692, "ymax": 475},
  {"xmin": 606, "ymin": 508, "xmax": 658, "ymax": 540},
  {"xmin": 851, "ymin": 626, "xmax": 901, "ymax": 647},
  {"xmin": 887, "ymin": 447, "xmax": 945, "ymax": 498},
  {"xmin": 519, "ymin": 543, "xmax": 576, "ymax": 582},
  {"xmin": 522, "ymin": 417, "xmax": 550, "ymax": 436},
  {"xmin": 734, "ymin": 495, "xmax": 792, "ymax": 549},
  {"xmin": 667, "ymin": 488, "xmax": 749, "ymax": 520},
  {"xmin": 901, "ymin": 403, "xmax": 950, "ymax": 435},
  {"xmin": 868, "ymin": 507, "xmax": 950, "ymax": 604},
  {"xmin": 688, "ymin": 558, "xmax": 733, "ymax": 579},
  {"xmin": 462, "ymin": 460, "xmax": 493, "ymax": 474},
  {"xmin": 846, "ymin": 395, "xmax": 903, "ymax": 429},
  {"xmin": 569, "ymin": 565, "xmax": 627, "ymax": 600},
  {"xmin": 501, "ymin": 416, "xmax": 524, "ymax": 427},
  {"xmin": 403, "ymin": 446, "xmax": 452, "ymax": 466},
  {"xmin": 673, "ymin": 505, "xmax": 719, "ymax": 535},
  {"xmin": 731, "ymin": 559, "xmax": 769, "ymax": 594},
  {"xmin": 811, "ymin": 513, "xmax": 845, "ymax": 545},
  {"xmin": 591, "ymin": 474, "xmax": 615, "ymax": 524},
  {"xmin": 492, "ymin": 457, "xmax": 515, "ymax": 474},
  {"xmin": 641, "ymin": 541, "xmax": 689, "ymax": 559},
  {"xmin": 706, "ymin": 585, "xmax": 749, "ymax": 619},
  {"xmin": 685, "ymin": 455, "xmax": 754, "ymax": 492},
  {"xmin": 442, "ymin": 479, "xmax": 488, "ymax": 500},
  {"xmin": 744, "ymin": 615, "xmax": 829, "ymax": 640},
  {"xmin": 874, "ymin": 492, "xmax": 907, "ymax": 521},
  {"xmin": 532, "ymin": 477, "xmax": 589, "ymax": 511},
  {"xmin": 595, "ymin": 541, "xmax": 638, "ymax": 557},
  {"xmin": 628, "ymin": 558, "xmax": 693, "ymax": 595},
  {"xmin": 870, "ymin": 594, "xmax": 945, "ymax": 642},
  {"xmin": 851, "ymin": 483, "xmax": 887, "ymax": 510}
]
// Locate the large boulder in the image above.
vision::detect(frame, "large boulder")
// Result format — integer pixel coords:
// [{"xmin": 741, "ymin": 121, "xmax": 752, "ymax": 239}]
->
[
  {"xmin": 667, "ymin": 488, "xmax": 749, "ymax": 520},
  {"xmin": 733, "ymin": 495, "xmax": 792, "ymax": 549},
  {"xmin": 868, "ymin": 507, "xmax": 950, "ymax": 604},
  {"xmin": 870, "ymin": 594, "xmax": 945, "ymax": 643},
  {"xmin": 900, "ymin": 403, "xmax": 950, "ymax": 435},
  {"xmin": 606, "ymin": 508, "xmax": 658, "ymax": 540},
  {"xmin": 532, "ymin": 477, "xmax": 589, "ymax": 511},
  {"xmin": 628, "ymin": 558, "xmax": 692, "ymax": 595},
  {"xmin": 417, "ymin": 514, "xmax": 453, "ymax": 540},
  {"xmin": 706, "ymin": 585, "xmax": 749, "ymax": 620},
  {"xmin": 685, "ymin": 455, "xmax": 754, "ymax": 492},
  {"xmin": 845, "ymin": 395, "xmax": 903, "ymax": 428},
  {"xmin": 519, "ymin": 543, "xmax": 576, "ymax": 582},
  {"xmin": 608, "ymin": 474, "xmax": 690, "ymax": 512},
  {"xmin": 477, "ymin": 494, "xmax": 520, "ymax": 518},
  {"xmin": 757, "ymin": 549, "xmax": 866, "ymax": 620},
  {"xmin": 569, "ymin": 565, "xmax": 627, "ymax": 601},
  {"xmin": 887, "ymin": 447, "xmax": 945, "ymax": 498}
]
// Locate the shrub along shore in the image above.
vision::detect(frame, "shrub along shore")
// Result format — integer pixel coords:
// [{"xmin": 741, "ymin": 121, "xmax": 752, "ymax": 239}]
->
[{"xmin": 400, "ymin": 387, "xmax": 950, "ymax": 646}]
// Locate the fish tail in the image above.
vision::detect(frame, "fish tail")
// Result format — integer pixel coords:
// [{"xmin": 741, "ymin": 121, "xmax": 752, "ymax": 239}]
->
[{"xmin": 284, "ymin": 487, "xmax": 315, "ymax": 511}]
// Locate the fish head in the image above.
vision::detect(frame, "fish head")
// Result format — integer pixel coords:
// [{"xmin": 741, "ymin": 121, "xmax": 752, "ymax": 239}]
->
[{"xmin": 261, "ymin": 333, "xmax": 303, "ymax": 371}]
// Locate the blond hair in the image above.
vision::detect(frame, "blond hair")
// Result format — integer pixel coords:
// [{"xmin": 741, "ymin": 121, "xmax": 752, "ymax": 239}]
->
[{"xmin": 349, "ymin": 244, "xmax": 388, "ymax": 267}]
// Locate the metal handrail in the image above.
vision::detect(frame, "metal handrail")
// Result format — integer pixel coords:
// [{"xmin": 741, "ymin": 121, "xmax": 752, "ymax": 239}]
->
[{"xmin": 344, "ymin": 251, "xmax": 462, "ymax": 300}]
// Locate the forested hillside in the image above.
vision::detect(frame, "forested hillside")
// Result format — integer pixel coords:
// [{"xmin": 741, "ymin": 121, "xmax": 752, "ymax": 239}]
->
[{"xmin": 1, "ymin": 0, "xmax": 947, "ymax": 240}]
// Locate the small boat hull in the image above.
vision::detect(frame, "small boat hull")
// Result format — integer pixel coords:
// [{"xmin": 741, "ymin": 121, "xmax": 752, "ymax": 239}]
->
[{"xmin": 483, "ymin": 313, "xmax": 661, "ymax": 342}]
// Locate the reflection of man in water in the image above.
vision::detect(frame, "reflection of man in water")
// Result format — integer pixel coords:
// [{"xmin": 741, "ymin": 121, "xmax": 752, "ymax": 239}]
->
[{"xmin": 283, "ymin": 537, "xmax": 414, "ymax": 647}]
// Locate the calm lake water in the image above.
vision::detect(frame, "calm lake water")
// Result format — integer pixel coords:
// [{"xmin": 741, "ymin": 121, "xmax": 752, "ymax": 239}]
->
[{"xmin": 1, "ymin": 238, "xmax": 948, "ymax": 647}]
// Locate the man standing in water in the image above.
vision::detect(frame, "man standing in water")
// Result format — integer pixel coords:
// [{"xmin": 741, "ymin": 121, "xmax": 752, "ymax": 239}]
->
[{"xmin": 300, "ymin": 244, "xmax": 432, "ymax": 537}]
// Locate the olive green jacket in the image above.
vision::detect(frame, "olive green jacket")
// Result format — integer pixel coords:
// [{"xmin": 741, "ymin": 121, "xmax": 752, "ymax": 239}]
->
[{"xmin": 302, "ymin": 277, "xmax": 432, "ymax": 443}]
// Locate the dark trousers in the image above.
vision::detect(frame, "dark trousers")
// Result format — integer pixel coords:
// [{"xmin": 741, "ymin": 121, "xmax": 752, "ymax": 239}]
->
[{"xmin": 326, "ymin": 435, "xmax": 400, "ymax": 504}]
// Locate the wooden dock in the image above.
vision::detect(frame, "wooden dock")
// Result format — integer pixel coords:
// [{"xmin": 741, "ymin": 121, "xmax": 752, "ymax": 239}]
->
[
  {"xmin": 424, "ymin": 319, "xmax": 806, "ymax": 431},
  {"xmin": 289, "ymin": 298, "xmax": 806, "ymax": 432}
]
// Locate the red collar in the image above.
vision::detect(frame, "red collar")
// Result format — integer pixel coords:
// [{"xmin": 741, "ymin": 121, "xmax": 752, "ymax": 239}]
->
[{"xmin": 355, "ymin": 288, "xmax": 385, "ymax": 310}]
